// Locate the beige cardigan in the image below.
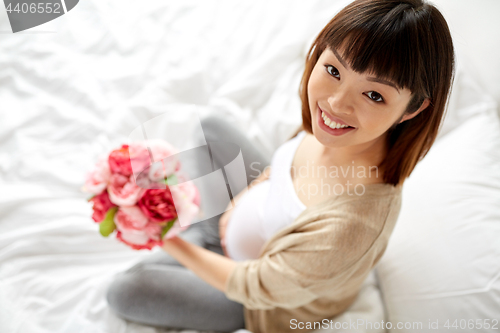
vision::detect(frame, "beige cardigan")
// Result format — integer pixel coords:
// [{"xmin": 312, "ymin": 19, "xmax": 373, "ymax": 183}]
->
[{"xmin": 224, "ymin": 183, "xmax": 403, "ymax": 333}]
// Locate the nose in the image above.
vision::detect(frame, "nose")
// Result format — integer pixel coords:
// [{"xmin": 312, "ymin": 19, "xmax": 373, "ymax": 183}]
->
[{"xmin": 327, "ymin": 86, "xmax": 354, "ymax": 115}]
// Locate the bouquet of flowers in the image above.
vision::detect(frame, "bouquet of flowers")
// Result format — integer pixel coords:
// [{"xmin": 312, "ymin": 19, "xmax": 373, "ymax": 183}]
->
[{"xmin": 81, "ymin": 140, "xmax": 201, "ymax": 250}]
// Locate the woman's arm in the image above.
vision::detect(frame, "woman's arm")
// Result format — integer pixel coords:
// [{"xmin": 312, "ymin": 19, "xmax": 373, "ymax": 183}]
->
[
  {"xmin": 161, "ymin": 236, "xmax": 237, "ymax": 293},
  {"xmin": 160, "ymin": 166, "xmax": 272, "ymax": 293}
]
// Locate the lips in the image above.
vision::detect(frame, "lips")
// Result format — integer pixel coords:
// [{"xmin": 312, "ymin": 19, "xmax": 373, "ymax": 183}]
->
[
  {"xmin": 318, "ymin": 106, "xmax": 355, "ymax": 128},
  {"xmin": 317, "ymin": 105, "xmax": 356, "ymax": 136}
]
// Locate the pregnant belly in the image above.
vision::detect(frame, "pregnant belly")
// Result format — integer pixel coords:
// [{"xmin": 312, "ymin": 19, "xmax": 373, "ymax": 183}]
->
[{"xmin": 225, "ymin": 180, "xmax": 270, "ymax": 261}]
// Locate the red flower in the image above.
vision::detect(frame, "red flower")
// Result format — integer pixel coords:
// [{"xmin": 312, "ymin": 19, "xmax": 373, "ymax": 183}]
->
[
  {"xmin": 108, "ymin": 144, "xmax": 151, "ymax": 177},
  {"xmin": 88, "ymin": 191, "xmax": 117, "ymax": 223},
  {"xmin": 137, "ymin": 188, "xmax": 178, "ymax": 223}
]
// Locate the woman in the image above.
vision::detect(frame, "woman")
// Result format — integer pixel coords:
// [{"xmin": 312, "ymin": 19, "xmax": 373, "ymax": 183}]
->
[{"xmin": 106, "ymin": 0, "xmax": 455, "ymax": 332}]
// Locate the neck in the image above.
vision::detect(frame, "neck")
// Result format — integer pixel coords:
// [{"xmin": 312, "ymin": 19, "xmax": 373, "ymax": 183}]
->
[{"xmin": 316, "ymin": 134, "xmax": 388, "ymax": 184}]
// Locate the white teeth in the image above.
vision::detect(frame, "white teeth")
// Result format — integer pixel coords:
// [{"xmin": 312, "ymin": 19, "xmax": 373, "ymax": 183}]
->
[{"xmin": 322, "ymin": 111, "xmax": 350, "ymax": 129}]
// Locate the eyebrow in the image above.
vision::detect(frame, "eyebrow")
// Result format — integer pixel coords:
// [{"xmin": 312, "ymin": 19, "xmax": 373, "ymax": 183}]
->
[{"xmin": 330, "ymin": 47, "xmax": 400, "ymax": 94}]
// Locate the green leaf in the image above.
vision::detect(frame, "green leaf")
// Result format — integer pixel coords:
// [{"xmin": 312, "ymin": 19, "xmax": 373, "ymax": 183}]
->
[
  {"xmin": 163, "ymin": 174, "xmax": 178, "ymax": 186},
  {"xmin": 161, "ymin": 218, "xmax": 177, "ymax": 239},
  {"xmin": 99, "ymin": 206, "xmax": 118, "ymax": 237}
]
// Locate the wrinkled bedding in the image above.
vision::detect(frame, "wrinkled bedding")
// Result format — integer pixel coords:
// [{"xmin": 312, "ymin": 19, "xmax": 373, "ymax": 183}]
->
[{"xmin": 1, "ymin": 0, "xmax": 499, "ymax": 332}]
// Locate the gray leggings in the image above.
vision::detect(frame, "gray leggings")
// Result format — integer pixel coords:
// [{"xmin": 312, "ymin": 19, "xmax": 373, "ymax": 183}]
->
[{"xmin": 106, "ymin": 114, "xmax": 272, "ymax": 332}]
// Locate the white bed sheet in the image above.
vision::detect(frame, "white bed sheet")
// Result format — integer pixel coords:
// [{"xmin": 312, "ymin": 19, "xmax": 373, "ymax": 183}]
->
[{"xmin": 1, "ymin": 1, "xmax": 498, "ymax": 333}]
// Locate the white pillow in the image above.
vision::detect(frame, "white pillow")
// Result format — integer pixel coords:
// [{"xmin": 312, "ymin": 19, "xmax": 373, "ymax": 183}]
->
[
  {"xmin": 374, "ymin": 98, "xmax": 500, "ymax": 330},
  {"xmin": 429, "ymin": 0, "xmax": 500, "ymax": 111},
  {"xmin": 436, "ymin": 51, "xmax": 498, "ymax": 141}
]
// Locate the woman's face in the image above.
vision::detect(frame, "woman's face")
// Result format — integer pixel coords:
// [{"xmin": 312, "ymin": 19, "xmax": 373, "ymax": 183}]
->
[{"xmin": 307, "ymin": 47, "xmax": 426, "ymax": 159}]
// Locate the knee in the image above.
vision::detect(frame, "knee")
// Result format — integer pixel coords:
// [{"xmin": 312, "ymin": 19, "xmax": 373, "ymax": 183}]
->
[
  {"xmin": 199, "ymin": 114, "xmax": 231, "ymax": 141},
  {"xmin": 200, "ymin": 114, "xmax": 225, "ymax": 130},
  {"xmin": 105, "ymin": 271, "xmax": 140, "ymax": 318}
]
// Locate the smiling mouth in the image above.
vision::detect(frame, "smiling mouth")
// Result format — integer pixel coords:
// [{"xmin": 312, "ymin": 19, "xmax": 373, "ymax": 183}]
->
[
  {"xmin": 317, "ymin": 106, "xmax": 356, "ymax": 136},
  {"xmin": 318, "ymin": 106, "xmax": 355, "ymax": 129},
  {"xmin": 321, "ymin": 110, "xmax": 355, "ymax": 129}
]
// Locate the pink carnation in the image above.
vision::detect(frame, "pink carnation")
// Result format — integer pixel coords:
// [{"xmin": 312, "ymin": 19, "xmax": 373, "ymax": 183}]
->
[
  {"xmin": 147, "ymin": 140, "xmax": 181, "ymax": 181},
  {"xmin": 169, "ymin": 184, "xmax": 200, "ymax": 229},
  {"xmin": 114, "ymin": 206, "xmax": 162, "ymax": 250},
  {"xmin": 144, "ymin": 223, "xmax": 164, "ymax": 241},
  {"xmin": 148, "ymin": 139, "xmax": 178, "ymax": 162},
  {"xmin": 176, "ymin": 176, "xmax": 201, "ymax": 207},
  {"xmin": 83, "ymin": 156, "xmax": 111, "ymax": 195},
  {"xmin": 116, "ymin": 231, "xmax": 161, "ymax": 250},
  {"xmin": 108, "ymin": 173, "xmax": 143, "ymax": 206}
]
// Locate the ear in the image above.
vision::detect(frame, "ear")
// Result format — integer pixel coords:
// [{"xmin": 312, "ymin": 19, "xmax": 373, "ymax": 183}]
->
[{"xmin": 398, "ymin": 98, "xmax": 431, "ymax": 124}]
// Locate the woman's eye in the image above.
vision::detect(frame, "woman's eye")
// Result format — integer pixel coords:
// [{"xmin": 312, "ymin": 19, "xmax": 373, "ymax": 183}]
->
[
  {"xmin": 325, "ymin": 65, "xmax": 340, "ymax": 79},
  {"xmin": 366, "ymin": 91, "xmax": 384, "ymax": 103}
]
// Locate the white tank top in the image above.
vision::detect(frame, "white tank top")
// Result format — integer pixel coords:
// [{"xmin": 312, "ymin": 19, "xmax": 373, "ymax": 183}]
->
[{"xmin": 225, "ymin": 130, "xmax": 308, "ymax": 261}]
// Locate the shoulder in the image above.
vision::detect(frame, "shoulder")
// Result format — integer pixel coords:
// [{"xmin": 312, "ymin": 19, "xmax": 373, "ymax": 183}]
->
[
  {"xmin": 297, "ymin": 183, "xmax": 402, "ymax": 224},
  {"xmin": 258, "ymin": 183, "xmax": 402, "ymax": 256},
  {"xmin": 290, "ymin": 184, "xmax": 402, "ymax": 248},
  {"xmin": 278, "ymin": 185, "xmax": 402, "ymax": 272}
]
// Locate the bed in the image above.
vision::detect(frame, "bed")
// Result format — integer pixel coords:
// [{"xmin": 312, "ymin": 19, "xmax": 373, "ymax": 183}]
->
[{"xmin": 1, "ymin": 0, "xmax": 499, "ymax": 332}]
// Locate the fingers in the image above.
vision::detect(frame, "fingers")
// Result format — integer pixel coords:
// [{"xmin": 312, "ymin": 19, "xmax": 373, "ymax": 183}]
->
[
  {"xmin": 219, "ymin": 214, "xmax": 230, "ymax": 257},
  {"xmin": 219, "ymin": 203, "xmax": 234, "ymax": 258},
  {"xmin": 219, "ymin": 207, "xmax": 232, "ymax": 240},
  {"xmin": 219, "ymin": 213, "xmax": 229, "ymax": 255},
  {"xmin": 221, "ymin": 238, "xmax": 229, "ymax": 257},
  {"xmin": 219, "ymin": 215, "xmax": 227, "ymax": 240}
]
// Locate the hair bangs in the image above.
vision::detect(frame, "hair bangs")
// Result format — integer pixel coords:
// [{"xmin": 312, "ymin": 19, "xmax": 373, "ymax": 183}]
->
[{"xmin": 321, "ymin": 3, "xmax": 428, "ymax": 96}]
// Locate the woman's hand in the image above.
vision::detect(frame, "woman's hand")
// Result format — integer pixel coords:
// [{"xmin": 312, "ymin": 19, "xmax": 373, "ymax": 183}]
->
[{"xmin": 160, "ymin": 234, "xmax": 238, "ymax": 293}]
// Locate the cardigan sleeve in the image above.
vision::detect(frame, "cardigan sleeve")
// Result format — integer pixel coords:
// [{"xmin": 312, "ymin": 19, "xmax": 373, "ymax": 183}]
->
[{"xmin": 223, "ymin": 214, "xmax": 381, "ymax": 310}]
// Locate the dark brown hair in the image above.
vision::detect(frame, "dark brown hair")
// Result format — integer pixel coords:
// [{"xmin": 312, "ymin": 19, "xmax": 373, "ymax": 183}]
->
[{"xmin": 289, "ymin": 0, "xmax": 455, "ymax": 186}]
